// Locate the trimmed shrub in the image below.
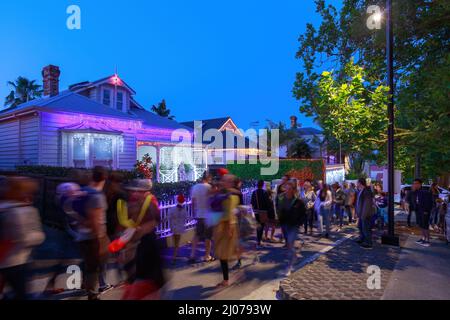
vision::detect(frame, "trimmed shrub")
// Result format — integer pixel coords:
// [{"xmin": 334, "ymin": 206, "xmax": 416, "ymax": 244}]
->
[{"xmin": 227, "ymin": 159, "xmax": 325, "ymax": 182}]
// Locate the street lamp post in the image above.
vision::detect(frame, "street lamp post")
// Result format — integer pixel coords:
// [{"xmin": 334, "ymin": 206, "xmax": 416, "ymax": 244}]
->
[{"xmin": 381, "ymin": 0, "xmax": 399, "ymax": 246}]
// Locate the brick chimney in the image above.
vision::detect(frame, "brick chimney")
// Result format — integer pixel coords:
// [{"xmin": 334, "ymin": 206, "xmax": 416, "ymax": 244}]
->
[
  {"xmin": 42, "ymin": 65, "xmax": 61, "ymax": 97},
  {"xmin": 290, "ymin": 115, "xmax": 298, "ymax": 129}
]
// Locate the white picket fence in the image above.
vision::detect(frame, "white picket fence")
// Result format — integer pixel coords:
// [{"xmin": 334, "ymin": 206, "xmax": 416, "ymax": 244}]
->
[{"xmin": 156, "ymin": 188, "xmax": 255, "ymax": 238}]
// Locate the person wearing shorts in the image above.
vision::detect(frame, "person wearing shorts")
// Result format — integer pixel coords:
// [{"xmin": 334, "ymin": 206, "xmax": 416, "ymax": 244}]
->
[{"xmin": 189, "ymin": 173, "xmax": 214, "ymax": 263}]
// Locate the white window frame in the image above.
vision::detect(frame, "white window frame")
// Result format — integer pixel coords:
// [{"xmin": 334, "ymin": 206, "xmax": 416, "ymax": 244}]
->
[
  {"xmin": 64, "ymin": 132, "xmax": 122, "ymax": 169},
  {"xmin": 102, "ymin": 88, "xmax": 111, "ymax": 107}
]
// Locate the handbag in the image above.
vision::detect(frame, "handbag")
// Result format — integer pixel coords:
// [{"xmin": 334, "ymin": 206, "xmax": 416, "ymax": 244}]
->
[{"xmin": 254, "ymin": 191, "xmax": 269, "ymax": 224}]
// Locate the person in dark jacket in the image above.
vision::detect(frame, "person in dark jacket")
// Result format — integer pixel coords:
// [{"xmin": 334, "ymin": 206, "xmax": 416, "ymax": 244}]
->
[
  {"xmin": 355, "ymin": 178, "xmax": 374, "ymax": 248},
  {"xmin": 251, "ymin": 180, "xmax": 274, "ymax": 247},
  {"xmin": 407, "ymin": 179, "xmax": 433, "ymax": 247},
  {"xmin": 276, "ymin": 181, "xmax": 306, "ymax": 276}
]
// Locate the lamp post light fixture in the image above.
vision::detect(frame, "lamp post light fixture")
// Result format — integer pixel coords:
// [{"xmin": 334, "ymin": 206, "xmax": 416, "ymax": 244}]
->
[{"xmin": 367, "ymin": 1, "xmax": 400, "ymax": 246}]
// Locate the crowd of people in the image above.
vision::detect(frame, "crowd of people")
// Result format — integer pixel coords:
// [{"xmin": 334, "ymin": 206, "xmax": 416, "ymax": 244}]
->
[{"xmin": 0, "ymin": 168, "xmax": 448, "ymax": 300}]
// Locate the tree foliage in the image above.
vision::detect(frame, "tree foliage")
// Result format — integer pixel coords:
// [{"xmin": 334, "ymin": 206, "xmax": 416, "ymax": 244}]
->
[
  {"xmin": 4, "ymin": 76, "xmax": 42, "ymax": 108},
  {"xmin": 293, "ymin": 0, "xmax": 450, "ymax": 179},
  {"xmin": 151, "ymin": 99, "xmax": 175, "ymax": 120}
]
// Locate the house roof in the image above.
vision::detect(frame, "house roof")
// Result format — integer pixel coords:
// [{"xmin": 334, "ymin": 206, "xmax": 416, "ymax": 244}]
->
[
  {"xmin": 0, "ymin": 91, "xmax": 193, "ymax": 132},
  {"xmin": 296, "ymin": 127, "xmax": 323, "ymax": 135},
  {"xmin": 181, "ymin": 117, "xmax": 232, "ymax": 132},
  {"xmin": 69, "ymin": 75, "xmax": 137, "ymax": 95},
  {"xmin": 130, "ymin": 107, "xmax": 193, "ymax": 131},
  {"xmin": 0, "ymin": 91, "xmax": 137, "ymax": 120}
]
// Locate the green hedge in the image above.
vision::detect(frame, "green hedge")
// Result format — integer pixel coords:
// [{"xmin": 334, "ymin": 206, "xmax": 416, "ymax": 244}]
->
[
  {"xmin": 227, "ymin": 159, "xmax": 325, "ymax": 182},
  {"xmin": 10, "ymin": 165, "xmax": 195, "ymax": 202}
]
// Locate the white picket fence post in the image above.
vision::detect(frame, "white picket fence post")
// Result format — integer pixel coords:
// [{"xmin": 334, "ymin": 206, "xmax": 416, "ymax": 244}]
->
[{"xmin": 156, "ymin": 187, "xmax": 255, "ymax": 238}]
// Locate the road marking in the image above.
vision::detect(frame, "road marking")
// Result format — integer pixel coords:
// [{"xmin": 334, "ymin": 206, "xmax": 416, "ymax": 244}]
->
[{"xmin": 240, "ymin": 233, "xmax": 353, "ymax": 300}]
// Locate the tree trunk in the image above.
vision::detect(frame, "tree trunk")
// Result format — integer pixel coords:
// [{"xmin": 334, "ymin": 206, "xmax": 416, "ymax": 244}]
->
[{"xmin": 414, "ymin": 154, "xmax": 421, "ymax": 179}]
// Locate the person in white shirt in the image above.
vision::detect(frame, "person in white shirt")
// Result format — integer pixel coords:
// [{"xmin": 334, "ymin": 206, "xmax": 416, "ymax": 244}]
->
[{"xmin": 189, "ymin": 173, "xmax": 213, "ymax": 263}]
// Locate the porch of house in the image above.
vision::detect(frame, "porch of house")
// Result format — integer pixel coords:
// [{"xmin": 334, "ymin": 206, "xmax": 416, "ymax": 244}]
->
[{"xmin": 137, "ymin": 141, "xmax": 207, "ymax": 183}]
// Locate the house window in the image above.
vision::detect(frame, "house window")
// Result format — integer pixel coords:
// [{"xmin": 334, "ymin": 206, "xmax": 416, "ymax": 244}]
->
[
  {"xmin": 68, "ymin": 133, "xmax": 122, "ymax": 169},
  {"xmin": 92, "ymin": 136, "xmax": 113, "ymax": 167},
  {"xmin": 73, "ymin": 136, "xmax": 87, "ymax": 168},
  {"xmin": 116, "ymin": 92, "xmax": 123, "ymax": 110},
  {"xmin": 103, "ymin": 89, "xmax": 111, "ymax": 106}
]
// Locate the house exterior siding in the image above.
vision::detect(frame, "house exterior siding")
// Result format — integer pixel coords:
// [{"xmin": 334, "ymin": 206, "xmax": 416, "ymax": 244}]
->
[{"xmin": 0, "ymin": 115, "xmax": 39, "ymax": 169}]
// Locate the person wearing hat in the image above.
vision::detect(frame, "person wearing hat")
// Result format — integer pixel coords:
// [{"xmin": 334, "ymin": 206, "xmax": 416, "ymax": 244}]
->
[
  {"xmin": 117, "ymin": 179, "xmax": 165, "ymax": 299},
  {"xmin": 168, "ymin": 194, "xmax": 187, "ymax": 265}
]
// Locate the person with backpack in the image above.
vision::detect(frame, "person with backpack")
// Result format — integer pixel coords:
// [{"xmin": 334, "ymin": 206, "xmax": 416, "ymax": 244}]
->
[
  {"xmin": 117, "ymin": 179, "xmax": 165, "ymax": 300},
  {"xmin": 0, "ymin": 177, "xmax": 45, "ymax": 300},
  {"xmin": 65, "ymin": 166, "xmax": 110, "ymax": 300},
  {"xmin": 277, "ymin": 181, "xmax": 306, "ymax": 276}
]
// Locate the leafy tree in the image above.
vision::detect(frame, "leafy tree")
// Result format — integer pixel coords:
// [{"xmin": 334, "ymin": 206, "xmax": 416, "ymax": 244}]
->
[
  {"xmin": 293, "ymin": 0, "xmax": 450, "ymax": 179},
  {"xmin": 4, "ymin": 76, "xmax": 42, "ymax": 108},
  {"xmin": 151, "ymin": 99, "xmax": 175, "ymax": 120},
  {"xmin": 288, "ymin": 138, "xmax": 312, "ymax": 159},
  {"xmin": 314, "ymin": 60, "xmax": 389, "ymax": 174}
]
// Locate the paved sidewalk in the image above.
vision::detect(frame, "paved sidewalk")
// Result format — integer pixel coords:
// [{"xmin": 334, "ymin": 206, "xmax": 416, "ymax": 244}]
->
[
  {"xmin": 382, "ymin": 235, "xmax": 450, "ymax": 300},
  {"xmin": 279, "ymin": 234, "xmax": 401, "ymax": 300}
]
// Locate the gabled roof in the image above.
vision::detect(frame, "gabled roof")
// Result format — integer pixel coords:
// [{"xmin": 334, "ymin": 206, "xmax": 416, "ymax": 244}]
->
[
  {"xmin": 296, "ymin": 127, "xmax": 323, "ymax": 135},
  {"xmin": 69, "ymin": 75, "xmax": 137, "ymax": 95},
  {"xmin": 130, "ymin": 107, "xmax": 193, "ymax": 131},
  {"xmin": 0, "ymin": 91, "xmax": 137, "ymax": 120},
  {"xmin": 181, "ymin": 117, "xmax": 232, "ymax": 132}
]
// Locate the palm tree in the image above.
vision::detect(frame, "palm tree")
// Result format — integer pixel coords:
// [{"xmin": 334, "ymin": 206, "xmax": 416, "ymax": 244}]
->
[
  {"xmin": 4, "ymin": 77, "xmax": 43, "ymax": 108},
  {"xmin": 151, "ymin": 99, "xmax": 175, "ymax": 120}
]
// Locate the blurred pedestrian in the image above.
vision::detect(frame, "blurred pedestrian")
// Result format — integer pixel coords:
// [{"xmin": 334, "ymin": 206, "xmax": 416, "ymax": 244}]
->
[
  {"xmin": 317, "ymin": 184, "xmax": 333, "ymax": 238},
  {"xmin": 344, "ymin": 182, "xmax": 356, "ymax": 224},
  {"xmin": 251, "ymin": 180, "xmax": 272, "ymax": 248},
  {"xmin": 300, "ymin": 179, "xmax": 316, "ymax": 235},
  {"xmin": 407, "ymin": 179, "xmax": 433, "ymax": 247},
  {"xmin": 168, "ymin": 194, "xmax": 187, "ymax": 265},
  {"xmin": 355, "ymin": 178, "xmax": 375, "ymax": 249},
  {"xmin": 263, "ymin": 182, "xmax": 277, "ymax": 242},
  {"xmin": 0, "ymin": 177, "xmax": 45, "ymax": 300},
  {"xmin": 65, "ymin": 166, "xmax": 110, "ymax": 299},
  {"xmin": 105, "ymin": 172, "xmax": 127, "ymax": 241},
  {"xmin": 213, "ymin": 174, "xmax": 239, "ymax": 287},
  {"xmin": 120, "ymin": 179, "xmax": 165, "ymax": 300},
  {"xmin": 430, "ymin": 183, "xmax": 440, "ymax": 228},
  {"xmin": 332, "ymin": 182, "xmax": 346, "ymax": 229},
  {"xmin": 189, "ymin": 172, "xmax": 214, "ymax": 263},
  {"xmin": 373, "ymin": 184, "xmax": 388, "ymax": 230},
  {"xmin": 277, "ymin": 181, "xmax": 306, "ymax": 276}
]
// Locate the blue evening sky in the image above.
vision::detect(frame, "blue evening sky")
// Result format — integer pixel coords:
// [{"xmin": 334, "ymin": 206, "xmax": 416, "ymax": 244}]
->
[{"xmin": 0, "ymin": 0, "xmax": 341, "ymax": 130}]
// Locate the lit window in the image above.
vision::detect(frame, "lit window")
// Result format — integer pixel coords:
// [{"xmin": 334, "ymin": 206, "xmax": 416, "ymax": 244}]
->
[
  {"xmin": 67, "ymin": 133, "xmax": 122, "ymax": 169},
  {"xmin": 117, "ymin": 92, "xmax": 123, "ymax": 110},
  {"xmin": 103, "ymin": 89, "xmax": 111, "ymax": 106},
  {"xmin": 73, "ymin": 136, "xmax": 86, "ymax": 168}
]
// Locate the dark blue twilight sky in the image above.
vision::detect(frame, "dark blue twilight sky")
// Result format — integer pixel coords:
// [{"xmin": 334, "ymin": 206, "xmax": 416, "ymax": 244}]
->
[{"xmin": 0, "ymin": 0, "xmax": 341, "ymax": 129}]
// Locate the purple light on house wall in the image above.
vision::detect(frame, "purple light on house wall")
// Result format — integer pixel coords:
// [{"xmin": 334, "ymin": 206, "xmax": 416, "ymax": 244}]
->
[
  {"xmin": 42, "ymin": 111, "xmax": 193, "ymax": 143},
  {"xmin": 43, "ymin": 111, "xmax": 143, "ymax": 131}
]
